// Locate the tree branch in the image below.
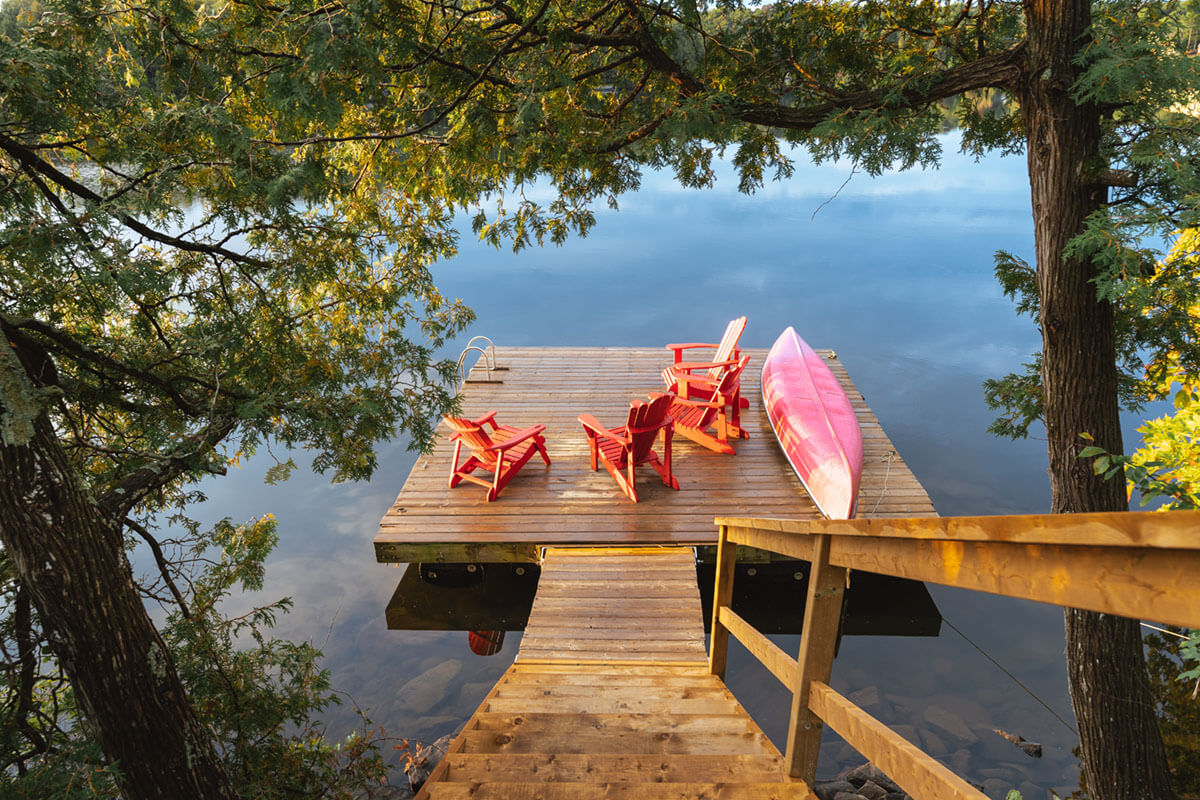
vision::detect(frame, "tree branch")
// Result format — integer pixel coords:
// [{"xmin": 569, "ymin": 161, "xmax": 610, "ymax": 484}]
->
[
  {"xmin": 0, "ymin": 134, "xmax": 265, "ymax": 268},
  {"xmin": 2, "ymin": 316, "xmax": 213, "ymax": 416},
  {"xmin": 1100, "ymin": 169, "xmax": 1138, "ymax": 188},
  {"xmin": 725, "ymin": 43, "xmax": 1027, "ymax": 130},
  {"xmin": 259, "ymin": 0, "xmax": 553, "ymax": 148},
  {"xmin": 125, "ymin": 517, "xmax": 192, "ymax": 619},
  {"xmin": 98, "ymin": 416, "xmax": 237, "ymax": 521},
  {"xmin": 589, "ymin": 109, "xmax": 671, "ymax": 154}
]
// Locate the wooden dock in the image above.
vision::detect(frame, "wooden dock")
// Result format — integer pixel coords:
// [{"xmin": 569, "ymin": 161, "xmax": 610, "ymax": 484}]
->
[
  {"xmin": 383, "ymin": 346, "xmax": 1200, "ymax": 799},
  {"xmin": 415, "ymin": 547, "xmax": 815, "ymax": 799},
  {"xmin": 375, "ymin": 346, "xmax": 935, "ymax": 563}
]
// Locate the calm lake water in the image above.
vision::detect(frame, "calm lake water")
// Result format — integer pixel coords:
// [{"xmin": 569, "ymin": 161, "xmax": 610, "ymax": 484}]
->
[{"xmin": 142, "ymin": 134, "xmax": 1166, "ymax": 797}]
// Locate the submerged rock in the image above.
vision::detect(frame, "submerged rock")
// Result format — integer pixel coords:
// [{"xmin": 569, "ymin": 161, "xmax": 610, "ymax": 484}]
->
[
  {"xmin": 923, "ymin": 705, "xmax": 979, "ymax": 745},
  {"xmin": 918, "ymin": 726, "xmax": 948, "ymax": 756},
  {"xmin": 890, "ymin": 723, "xmax": 920, "ymax": 747},
  {"xmin": 847, "ymin": 685, "xmax": 894, "ymax": 721},
  {"xmin": 397, "ymin": 659, "xmax": 462, "ymax": 714}
]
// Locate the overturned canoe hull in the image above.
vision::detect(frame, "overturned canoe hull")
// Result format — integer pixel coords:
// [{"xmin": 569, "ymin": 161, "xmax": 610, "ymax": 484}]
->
[{"xmin": 761, "ymin": 327, "xmax": 864, "ymax": 519}]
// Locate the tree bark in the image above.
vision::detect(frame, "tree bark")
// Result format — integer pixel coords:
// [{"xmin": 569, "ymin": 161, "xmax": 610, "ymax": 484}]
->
[
  {"xmin": 1020, "ymin": 3, "xmax": 1175, "ymax": 798},
  {"xmin": 0, "ymin": 346, "xmax": 238, "ymax": 800}
]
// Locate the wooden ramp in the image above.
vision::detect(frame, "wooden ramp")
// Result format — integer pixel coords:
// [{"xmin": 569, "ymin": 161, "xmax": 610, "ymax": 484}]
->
[
  {"xmin": 416, "ymin": 548, "xmax": 815, "ymax": 799},
  {"xmin": 376, "ymin": 346, "xmax": 935, "ymax": 564}
]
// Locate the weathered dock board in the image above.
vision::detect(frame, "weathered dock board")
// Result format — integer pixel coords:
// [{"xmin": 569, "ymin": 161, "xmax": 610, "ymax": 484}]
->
[
  {"xmin": 376, "ymin": 347, "xmax": 935, "ymax": 563},
  {"xmin": 518, "ymin": 546, "xmax": 707, "ymax": 663},
  {"xmin": 414, "ymin": 547, "xmax": 816, "ymax": 799}
]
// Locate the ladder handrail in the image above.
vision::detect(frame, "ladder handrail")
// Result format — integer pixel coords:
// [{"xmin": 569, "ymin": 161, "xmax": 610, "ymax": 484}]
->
[
  {"xmin": 455, "ymin": 336, "xmax": 507, "ymax": 392},
  {"xmin": 455, "ymin": 346, "xmax": 492, "ymax": 390},
  {"xmin": 464, "ymin": 336, "xmax": 497, "ymax": 370}
]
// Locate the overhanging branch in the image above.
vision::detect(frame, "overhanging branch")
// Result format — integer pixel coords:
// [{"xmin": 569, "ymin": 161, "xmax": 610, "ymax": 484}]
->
[
  {"xmin": 98, "ymin": 417, "xmax": 237, "ymax": 520},
  {"xmin": 0, "ymin": 134, "xmax": 265, "ymax": 268},
  {"xmin": 725, "ymin": 43, "xmax": 1027, "ymax": 131}
]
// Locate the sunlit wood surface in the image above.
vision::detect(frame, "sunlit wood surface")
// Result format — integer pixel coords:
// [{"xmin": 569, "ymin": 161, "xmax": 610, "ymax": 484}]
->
[
  {"xmin": 517, "ymin": 546, "xmax": 707, "ymax": 663},
  {"xmin": 414, "ymin": 547, "xmax": 816, "ymax": 799},
  {"xmin": 375, "ymin": 347, "xmax": 936, "ymax": 563}
]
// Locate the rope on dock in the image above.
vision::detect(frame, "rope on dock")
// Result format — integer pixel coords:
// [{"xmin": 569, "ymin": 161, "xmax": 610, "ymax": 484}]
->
[{"xmin": 870, "ymin": 449, "xmax": 897, "ymax": 515}]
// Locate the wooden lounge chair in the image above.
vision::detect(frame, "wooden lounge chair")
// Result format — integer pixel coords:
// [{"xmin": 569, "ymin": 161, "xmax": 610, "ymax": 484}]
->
[
  {"xmin": 662, "ymin": 315, "xmax": 748, "ymax": 396},
  {"xmin": 444, "ymin": 411, "xmax": 550, "ymax": 501},
  {"xmin": 578, "ymin": 394, "xmax": 679, "ymax": 502},
  {"xmin": 660, "ymin": 355, "xmax": 751, "ymax": 455}
]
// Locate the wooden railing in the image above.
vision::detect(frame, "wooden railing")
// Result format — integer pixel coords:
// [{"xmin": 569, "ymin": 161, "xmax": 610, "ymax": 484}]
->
[{"xmin": 707, "ymin": 509, "xmax": 1200, "ymax": 797}]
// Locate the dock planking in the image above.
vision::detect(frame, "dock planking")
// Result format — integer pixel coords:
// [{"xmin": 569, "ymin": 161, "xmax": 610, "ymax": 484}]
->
[
  {"xmin": 517, "ymin": 547, "xmax": 708, "ymax": 663},
  {"xmin": 376, "ymin": 347, "xmax": 935, "ymax": 563},
  {"xmin": 414, "ymin": 547, "xmax": 816, "ymax": 799}
]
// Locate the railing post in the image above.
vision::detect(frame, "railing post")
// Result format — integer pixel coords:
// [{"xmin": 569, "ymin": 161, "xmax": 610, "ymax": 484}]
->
[
  {"xmin": 708, "ymin": 523, "xmax": 737, "ymax": 678},
  {"xmin": 785, "ymin": 533, "xmax": 846, "ymax": 782}
]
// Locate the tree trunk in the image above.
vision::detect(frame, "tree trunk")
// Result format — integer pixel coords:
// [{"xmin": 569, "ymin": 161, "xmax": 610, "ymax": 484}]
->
[
  {"xmin": 1020, "ymin": 3, "xmax": 1175, "ymax": 798},
  {"xmin": 0, "ymin": 348, "xmax": 238, "ymax": 799}
]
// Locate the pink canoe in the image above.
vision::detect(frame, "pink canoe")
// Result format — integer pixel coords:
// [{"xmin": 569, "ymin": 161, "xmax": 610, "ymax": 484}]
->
[{"xmin": 761, "ymin": 327, "xmax": 864, "ymax": 519}]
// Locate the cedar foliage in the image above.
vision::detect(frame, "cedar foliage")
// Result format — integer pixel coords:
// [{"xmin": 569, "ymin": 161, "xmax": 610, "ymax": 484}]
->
[{"xmin": 4, "ymin": 1, "xmax": 1200, "ymax": 798}]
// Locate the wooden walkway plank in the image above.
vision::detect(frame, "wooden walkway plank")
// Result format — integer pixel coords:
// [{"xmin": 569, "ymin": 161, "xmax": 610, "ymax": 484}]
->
[
  {"xmin": 414, "ymin": 548, "xmax": 816, "ymax": 799},
  {"xmin": 440, "ymin": 753, "xmax": 790, "ymax": 782},
  {"xmin": 426, "ymin": 784, "xmax": 813, "ymax": 799},
  {"xmin": 376, "ymin": 347, "xmax": 934, "ymax": 563},
  {"xmin": 470, "ymin": 712, "xmax": 756, "ymax": 734},
  {"xmin": 516, "ymin": 547, "xmax": 707, "ymax": 663}
]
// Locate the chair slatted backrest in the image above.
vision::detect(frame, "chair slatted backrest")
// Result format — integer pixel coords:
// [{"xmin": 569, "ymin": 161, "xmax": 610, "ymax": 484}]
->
[
  {"xmin": 627, "ymin": 393, "xmax": 674, "ymax": 465},
  {"xmin": 686, "ymin": 356, "xmax": 750, "ymax": 430},
  {"xmin": 717, "ymin": 355, "xmax": 750, "ymax": 396},
  {"xmin": 443, "ymin": 416, "xmax": 500, "ymax": 469},
  {"xmin": 708, "ymin": 316, "xmax": 748, "ymax": 379}
]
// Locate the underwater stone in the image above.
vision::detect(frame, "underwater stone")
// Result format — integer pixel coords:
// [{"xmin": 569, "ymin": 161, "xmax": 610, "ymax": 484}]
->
[{"xmin": 397, "ymin": 659, "xmax": 462, "ymax": 714}]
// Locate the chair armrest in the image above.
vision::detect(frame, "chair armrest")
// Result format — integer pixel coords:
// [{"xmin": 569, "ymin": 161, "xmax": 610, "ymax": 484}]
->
[
  {"xmin": 487, "ymin": 423, "xmax": 546, "ymax": 450},
  {"xmin": 665, "ymin": 342, "xmax": 717, "ymax": 353},
  {"xmin": 467, "ymin": 410, "xmax": 500, "ymax": 428},
  {"xmin": 578, "ymin": 414, "xmax": 629, "ymax": 445},
  {"xmin": 667, "ymin": 395, "xmax": 719, "ymax": 410},
  {"xmin": 675, "ymin": 358, "xmax": 744, "ymax": 385},
  {"xmin": 668, "ymin": 360, "xmax": 718, "ymax": 373},
  {"xmin": 675, "ymin": 372, "xmax": 722, "ymax": 390}
]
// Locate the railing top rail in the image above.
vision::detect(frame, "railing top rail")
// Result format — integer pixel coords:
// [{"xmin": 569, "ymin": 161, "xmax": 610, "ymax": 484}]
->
[{"xmin": 715, "ymin": 508, "xmax": 1200, "ymax": 551}]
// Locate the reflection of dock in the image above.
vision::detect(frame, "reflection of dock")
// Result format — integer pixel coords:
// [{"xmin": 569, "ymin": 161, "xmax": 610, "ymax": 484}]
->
[
  {"xmin": 385, "ymin": 563, "xmax": 539, "ymax": 633},
  {"xmin": 385, "ymin": 559, "xmax": 942, "ymax": 639},
  {"xmin": 374, "ymin": 347, "xmax": 935, "ymax": 564}
]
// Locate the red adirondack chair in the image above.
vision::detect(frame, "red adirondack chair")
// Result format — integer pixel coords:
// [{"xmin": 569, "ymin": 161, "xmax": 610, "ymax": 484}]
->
[
  {"xmin": 578, "ymin": 394, "xmax": 680, "ymax": 502},
  {"xmin": 444, "ymin": 411, "xmax": 550, "ymax": 501},
  {"xmin": 660, "ymin": 355, "xmax": 751, "ymax": 455},
  {"xmin": 662, "ymin": 316, "xmax": 747, "ymax": 395}
]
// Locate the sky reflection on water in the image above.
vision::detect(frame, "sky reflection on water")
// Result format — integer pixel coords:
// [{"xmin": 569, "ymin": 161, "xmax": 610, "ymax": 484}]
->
[{"xmin": 136, "ymin": 134, "xmax": 1168, "ymax": 797}]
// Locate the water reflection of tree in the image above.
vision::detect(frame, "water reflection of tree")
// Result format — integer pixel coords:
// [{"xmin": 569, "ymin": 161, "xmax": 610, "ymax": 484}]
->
[{"xmin": 1145, "ymin": 626, "xmax": 1200, "ymax": 798}]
